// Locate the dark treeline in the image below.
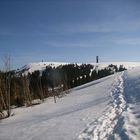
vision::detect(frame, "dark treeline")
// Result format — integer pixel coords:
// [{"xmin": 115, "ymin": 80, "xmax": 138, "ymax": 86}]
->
[{"xmin": 0, "ymin": 64, "xmax": 126, "ymax": 119}]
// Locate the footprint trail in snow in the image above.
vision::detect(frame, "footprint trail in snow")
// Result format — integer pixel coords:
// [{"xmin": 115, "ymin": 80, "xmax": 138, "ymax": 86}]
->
[{"xmin": 78, "ymin": 72, "xmax": 127, "ymax": 140}]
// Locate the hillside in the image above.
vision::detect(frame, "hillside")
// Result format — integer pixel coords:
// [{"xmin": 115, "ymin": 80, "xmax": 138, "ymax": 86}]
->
[
  {"xmin": 17, "ymin": 62, "xmax": 68, "ymax": 75},
  {"xmin": 0, "ymin": 67, "xmax": 140, "ymax": 140},
  {"xmin": 17, "ymin": 61, "xmax": 140, "ymax": 75}
]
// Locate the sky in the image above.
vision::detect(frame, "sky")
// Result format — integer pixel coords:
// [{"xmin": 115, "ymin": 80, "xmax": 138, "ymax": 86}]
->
[{"xmin": 0, "ymin": 0, "xmax": 140, "ymax": 69}]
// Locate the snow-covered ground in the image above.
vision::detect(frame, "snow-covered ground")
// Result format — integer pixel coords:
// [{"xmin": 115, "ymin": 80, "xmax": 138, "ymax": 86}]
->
[
  {"xmin": 18, "ymin": 62, "xmax": 68, "ymax": 75},
  {"xmin": 18, "ymin": 61, "xmax": 140, "ymax": 75},
  {"xmin": 91, "ymin": 62, "xmax": 140, "ymax": 70},
  {"xmin": 78, "ymin": 68, "xmax": 140, "ymax": 140},
  {"xmin": 0, "ymin": 67, "xmax": 140, "ymax": 140}
]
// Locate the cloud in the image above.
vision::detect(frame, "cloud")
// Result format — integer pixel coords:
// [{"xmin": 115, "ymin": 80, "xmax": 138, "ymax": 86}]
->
[
  {"xmin": 112, "ymin": 37, "xmax": 140, "ymax": 45},
  {"xmin": 61, "ymin": 23, "xmax": 113, "ymax": 33},
  {"xmin": 44, "ymin": 41, "xmax": 95, "ymax": 48},
  {"xmin": 38, "ymin": 19, "xmax": 140, "ymax": 36}
]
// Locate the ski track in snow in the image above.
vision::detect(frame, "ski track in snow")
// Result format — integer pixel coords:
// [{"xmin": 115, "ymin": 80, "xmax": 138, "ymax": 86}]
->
[{"xmin": 78, "ymin": 72, "xmax": 127, "ymax": 140}]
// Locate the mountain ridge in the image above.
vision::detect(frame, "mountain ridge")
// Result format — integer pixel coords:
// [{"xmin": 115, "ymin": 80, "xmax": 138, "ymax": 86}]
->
[{"xmin": 17, "ymin": 61, "xmax": 140, "ymax": 75}]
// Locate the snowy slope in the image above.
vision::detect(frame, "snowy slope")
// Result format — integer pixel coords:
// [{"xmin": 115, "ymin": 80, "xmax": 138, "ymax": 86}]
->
[
  {"xmin": 78, "ymin": 68, "xmax": 140, "ymax": 140},
  {"xmin": 17, "ymin": 62, "xmax": 68, "ymax": 75},
  {"xmin": 0, "ymin": 73, "xmax": 118, "ymax": 140},
  {"xmin": 17, "ymin": 61, "xmax": 140, "ymax": 75},
  {"xmin": 0, "ymin": 67, "xmax": 140, "ymax": 140}
]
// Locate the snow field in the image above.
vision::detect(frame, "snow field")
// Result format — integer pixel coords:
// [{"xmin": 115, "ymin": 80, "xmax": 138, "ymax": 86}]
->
[
  {"xmin": 78, "ymin": 72, "xmax": 127, "ymax": 140},
  {"xmin": 1, "ymin": 67, "xmax": 140, "ymax": 140},
  {"xmin": 0, "ymin": 74, "xmax": 116, "ymax": 140},
  {"xmin": 123, "ymin": 104, "xmax": 140, "ymax": 140},
  {"xmin": 19, "ymin": 61, "xmax": 140, "ymax": 75},
  {"xmin": 122, "ymin": 68, "xmax": 140, "ymax": 140}
]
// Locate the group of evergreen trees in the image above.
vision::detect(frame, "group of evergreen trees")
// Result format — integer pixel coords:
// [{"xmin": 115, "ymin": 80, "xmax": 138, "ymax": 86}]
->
[{"xmin": 0, "ymin": 63, "xmax": 126, "ymax": 119}]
